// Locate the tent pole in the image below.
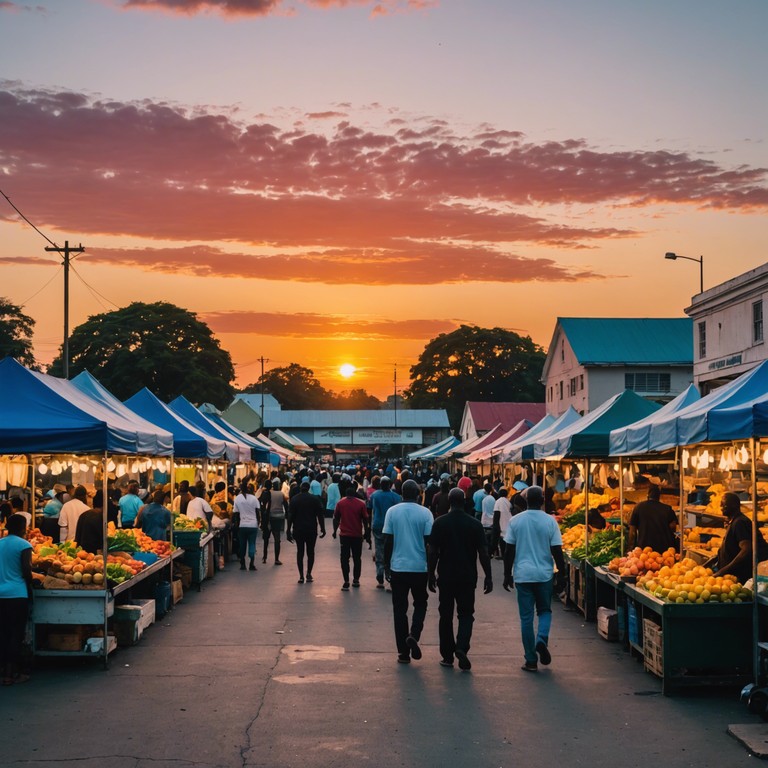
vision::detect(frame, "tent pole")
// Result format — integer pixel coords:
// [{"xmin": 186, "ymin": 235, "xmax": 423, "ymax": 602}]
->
[
  {"xmin": 751, "ymin": 437, "xmax": 759, "ymax": 686},
  {"xmin": 584, "ymin": 459, "xmax": 591, "ymax": 556},
  {"xmin": 677, "ymin": 446, "xmax": 685, "ymax": 557},
  {"xmin": 102, "ymin": 452, "xmax": 109, "ymax": 668},
  {"xmin": 618, "ymin": 457, "xmax": 625, "ymax": 554}
]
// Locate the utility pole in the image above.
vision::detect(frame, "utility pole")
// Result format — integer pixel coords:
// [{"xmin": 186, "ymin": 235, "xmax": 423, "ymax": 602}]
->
[
  {"xmin": 45, "ymin": 240, "xmax": 85, "ymax": 379},
  {"xmin": 258, "ymin": 355, "xmax": 270, "ymax": 429},
  {"xmin": 393, "ymin": 363, "xmax": 397, "ymax": 428}
]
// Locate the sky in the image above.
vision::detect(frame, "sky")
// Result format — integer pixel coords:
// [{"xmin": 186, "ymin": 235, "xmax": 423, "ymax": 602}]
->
[{"xmin": 0, "ymin": 0, "xmax": 766, "ymax": 400}]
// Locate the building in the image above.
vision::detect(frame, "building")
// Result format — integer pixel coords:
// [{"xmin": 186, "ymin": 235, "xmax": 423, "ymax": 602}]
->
[
  {"xmin": 685, "ymin": 262, "xmax": 768, "ymax": 394},
  {"xmin": 220, "ymin": 393, "xmax": 282, "ymax": 433},
  {"xmin": 459, "ymin": 402, "xmax": 547, "ymax": 442},
  {"xmin": 541, "ymin": 318, "xmax": 693, "ymax": 416}
]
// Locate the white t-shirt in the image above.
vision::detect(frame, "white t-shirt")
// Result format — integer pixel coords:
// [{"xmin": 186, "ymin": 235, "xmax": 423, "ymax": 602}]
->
[
  {"xmin": 503, "ymin": 508, "xmax": 563, "ymax": 582},
  {"xmin": 382, "ymin": 501, "xmax": 433, "ymax": 573},
  {"xmin": 494, "ymin": 496, "xmax": 512, "ymax": 533},
  {"xmin": 186, "ymin": 497, "xmax": 212, "ymax": 524},
  {"xmin": 58, "ymin": 499, "xmax": 90, "ymax": 541},
  {"xmin": 234, "ymin": 493, "xmax": 260, "ymax": 528}
]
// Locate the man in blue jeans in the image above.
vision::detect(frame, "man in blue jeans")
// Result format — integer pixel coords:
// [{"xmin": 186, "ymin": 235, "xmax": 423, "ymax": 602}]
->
[
  {"xmin": 370, "ymin": 476, "xmax": 401, "ymax": 589},
  {"xmin": 502, "ymin": 486, "xmax": 565, "ymax": 672}
]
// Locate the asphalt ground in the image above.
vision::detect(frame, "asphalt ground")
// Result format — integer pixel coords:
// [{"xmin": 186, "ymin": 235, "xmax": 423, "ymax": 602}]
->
[{"xmin": 0, "ymin": 538, "xmax": 762, "ymax": 768}]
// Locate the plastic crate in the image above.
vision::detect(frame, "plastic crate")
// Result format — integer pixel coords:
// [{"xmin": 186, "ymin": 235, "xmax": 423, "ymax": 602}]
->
[
  {"xmin": 642, "ymin": 618, "xmax": 663, "ymax": 677},
  {"xmin": 628, "ymin": 601, "xmax": 641, "ymax": 648},
  {"xmin": 173, "ymin": 530, "xmax": 203, "ymax": 548}
]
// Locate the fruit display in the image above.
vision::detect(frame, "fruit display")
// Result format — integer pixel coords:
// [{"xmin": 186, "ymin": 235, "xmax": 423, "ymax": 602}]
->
[
  {"xmin": 561, "ymin": 524, "xmax": 587, "ymax": 551},
  {"xmin": 173, "ymin": 513, "xmax": 205, "ymax": 531},
  {"xmin": 637, "ymin": 557, "xmax": 752, "ymax": 603},
  {"xmin": 565, "ymin": 492, "xmax": 615, "ymax": 515},
  {"xmin": 29, "ymin": 536, "xmax": 106, "ymax": 588},
  {"xmin": 683, "ymin": 526, "xmax": 723, "ymax": 556},
  {"xmin": 106, "ymin": 523, "xmax": 174, "ymax": 557},
  {"xmin": 570, "ymin": 528, "xmax": 623, "ymax": 566},
  {"xmin": 607, "ymin": 547, "xmax": 678, "ymax": 578},
  {"xmin": 106, "ymin": 554, "xmax": 146, "ymax": 583}
]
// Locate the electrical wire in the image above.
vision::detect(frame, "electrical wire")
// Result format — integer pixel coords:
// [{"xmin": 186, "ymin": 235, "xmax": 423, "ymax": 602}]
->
[
  {"xmin": 69, "ymin": 264, "xmax": 120, "ymax": 311},
  {"xmin": 18, "ymin": 265, "xmax": 63, "ymax": 308},
  {"xmin": 0, "ymin": 188, "xmax": 59, "ymax": 248}
]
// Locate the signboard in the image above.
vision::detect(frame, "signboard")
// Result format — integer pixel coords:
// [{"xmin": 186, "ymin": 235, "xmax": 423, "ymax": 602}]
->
[
  {"xmin": 353, "ymin": 428, "xmax": 422, "ymax": 445},
  {"xmin": 708, "ymin": 353, "xmax": 743, "ymax": 372},
  {"xmin": 314, "ymin": 429, "xmax": 352, "ymax": 444}
]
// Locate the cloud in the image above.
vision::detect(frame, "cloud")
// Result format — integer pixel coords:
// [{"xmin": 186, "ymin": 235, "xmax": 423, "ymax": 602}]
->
[
  {"xmin": 203, "ymin": 309, "xmax": 456, "ymax": 339},
  {"xmin": 117, "ymin": 0, "xmax": 435, "ymax": 18},
  {"xmin": 0, "ymin": 2, "xmax": 46, "ymax": 12}
]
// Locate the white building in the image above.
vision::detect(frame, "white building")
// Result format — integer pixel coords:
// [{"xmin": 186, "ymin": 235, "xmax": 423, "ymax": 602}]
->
[
  {"xmin": 541, "ymin": 318, "xmax": 693, "ymax": 416},
  {"xmin": 685, "ymin": 262, "xmax": 768, "ymax": 394}
]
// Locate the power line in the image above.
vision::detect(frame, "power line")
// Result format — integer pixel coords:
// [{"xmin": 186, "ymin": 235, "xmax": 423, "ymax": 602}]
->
[
  {"xmin": 0, "ymin": 187, "xmax": 59, "ymax": 248},
  {"xmin": 69, "ymin": 264, "xmax": 120, "ymax": 310},
  {"xmin": 18, "ymin": 265, "xmax": 63, "ymax": 307}
]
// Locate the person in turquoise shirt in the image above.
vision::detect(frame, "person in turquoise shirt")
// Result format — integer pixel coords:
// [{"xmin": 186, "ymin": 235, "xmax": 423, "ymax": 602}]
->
[
  {"xmin": 42, "ymin": 489, "xmax": 64, "ymax": 517},
  {"xmin": 118, "ymin": 482, "xmax": 144, "ymax": 529}
]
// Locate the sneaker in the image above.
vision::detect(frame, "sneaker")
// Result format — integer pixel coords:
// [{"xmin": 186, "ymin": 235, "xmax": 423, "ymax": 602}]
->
[
  {"xmin": 455, "ymin": 649, "xmax": 471, "ymax": 671},
  {"xmin": 521, "ymin": 661, "xmax": 539, "ymax": 673},
  {"xmin": 352, "ymin": 580, "xmax": 360, "ymax": 588},
  {"xmin": 306, "ymin": 574, "xmax": 314, "ymax": 582},
  {"xmin": 439, "ymin": 657, "xmax": 454, "ymax": 668},
  {"xmin": 298, "ymin": 577, "xmax": 304, "ymax": 584},
  {"xmin": 341, "ymin": 582, "xmax": 350, "ymax": 591},
  {"xmin": 376, "ymin": 582, "xmax": 385, "ymax": 589},
  {"xmin": 405, "ymin": 635, "xmax": 422, "ymax": 661},
  {"xmin": 536, "ymin": 641, "xmax": 552, "ymax": 666},
  {"xmin": 274, "ymin": 560, "xmax": 282, "ymax": 565},
  {"xmin": 397, "ymin": 654, "xmax": 411, "ymax": 664}
]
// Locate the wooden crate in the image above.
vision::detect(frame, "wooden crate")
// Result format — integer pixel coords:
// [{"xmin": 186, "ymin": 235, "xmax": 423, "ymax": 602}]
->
[{"xmin": 643, "ymin": 617, "xmax": 663, "ymax": 677}]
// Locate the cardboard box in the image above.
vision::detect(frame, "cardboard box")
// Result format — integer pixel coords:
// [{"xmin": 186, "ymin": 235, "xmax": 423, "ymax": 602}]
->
[
  {"xmin": 45, "ymin": 625, "xmax": 91, "ymax": 652},
  {"xmin": 642, "ymin": 618, "xmax": 663, "ymax": 677},
  {"xmin": 172, "ymin": 579, "xmax": 183, "ymax": 605},
  {"xmin": 597, "ymin": 607, "xmax": 618, "ymax": 641}
]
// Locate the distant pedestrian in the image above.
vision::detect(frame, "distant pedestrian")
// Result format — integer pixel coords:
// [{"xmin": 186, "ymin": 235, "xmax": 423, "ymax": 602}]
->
[
  {"xmin": 262, "ymin": 479, "xmax": 287, "ymax": 565},
  {"xmin": 503, "ymin": 486, "xmax": 565, "ymax": 673},
  {"xmin": 287, "ymin": 481, "xmax": 326, "ymax": 583},
  {"xmin": 333, "ymin": 483, "xmax": 370, "ymax": 590},
  {"xmin": 493, "ymin": 488, "xmax": 512, "ymax": 559},
  {"xmin": 370, "ymin": 476, "xmax": 401, "ymax": 589},
  {"xmin": 234, "ymin": 481, "xmax": 260, "ymax": 571},
  {"xmin": 383, "ymin": 479, "xmax": 433, "ymax": 664},
  {"xmin": 428, "ymin": 488, "xmax": 493, "ymax": 670}
]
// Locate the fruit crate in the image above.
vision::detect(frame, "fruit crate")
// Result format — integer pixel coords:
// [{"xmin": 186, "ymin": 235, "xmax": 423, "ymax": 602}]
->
[
  {"xmin": 643, "ymin": 618, "xmax": 663, "ymax": 677},
  {"xmin": 627, "ymin": 601, "xmax": 642, "ymax": 649},
  {"xmin": 173, "ymin": 530, "xmax": 203, "ymax": 548}
]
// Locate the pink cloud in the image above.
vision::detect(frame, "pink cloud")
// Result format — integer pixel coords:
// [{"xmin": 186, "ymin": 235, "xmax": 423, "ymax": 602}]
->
[{"xmin": 117, "ymin": 0, "xmax": 436, "ymax": 17}]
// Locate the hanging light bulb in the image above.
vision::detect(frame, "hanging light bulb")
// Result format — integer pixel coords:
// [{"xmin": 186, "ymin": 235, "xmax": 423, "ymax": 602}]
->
[
  {"xmin": 51, "ymin": 460, "xmax": 62, "ymax": 475},
  {"xmin": 157, "ymin": 459, "xmax": 167, "ymax": 473},
  {"xmin": 116, "ymin": 463, "xmax": 127, "ymax": 476},
  {"xmin": 763, "ymin": 448, "xmax": 768, "ymax": 465},
  {"xmin": 107, "ymin": 459, "xmax": 116, "ymax": 472},
  {"xmin": 79, "ymin": 462, "xmax": 89, "ymax": 472},
  {"xmin": 682, "ymin": 449, "xmax": 690, "ymax": 469},
  {"xmin": 131, "ymin": 461, "xmax": 139, "ymax": 473},
  {"xmin": 38, "ymin": 463, "xmax": 48, "ymax": 475}
]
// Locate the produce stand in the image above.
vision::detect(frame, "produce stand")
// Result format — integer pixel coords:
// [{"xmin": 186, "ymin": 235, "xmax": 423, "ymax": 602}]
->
[{"xmin": 564, "ymin": 554, "xmax": 596, "ymax": 621}]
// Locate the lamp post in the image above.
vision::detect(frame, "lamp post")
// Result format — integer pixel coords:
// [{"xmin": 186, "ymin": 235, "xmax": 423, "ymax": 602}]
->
[{"xmin": 664, "ymin": 252, "xmax": 704, "ymax": 294}]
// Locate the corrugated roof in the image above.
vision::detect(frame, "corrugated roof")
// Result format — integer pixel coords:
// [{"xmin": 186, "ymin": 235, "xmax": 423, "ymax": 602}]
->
[
  {"xmin": 559, "ymin": 318, "xmax": 693, "ymax": 365},
  {"xmin": 263, "ymin": 410, "xmax": 450, "ymax": 429},
  {"xmin": 465, "ymin": 402, "xmax": 547, "ymax": 433}
]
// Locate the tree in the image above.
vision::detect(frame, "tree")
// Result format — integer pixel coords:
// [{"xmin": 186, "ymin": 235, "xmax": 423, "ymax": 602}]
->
[
  {"xmin": 243, "ymin": 364, "xmax": 331, "ymax": 410},
  {"xmin": 404, "ymin": 324, "xmax": 546, "ymax": 428},
  {"xmin": 48, "ymin": 301, "xmax": 235, "ymax": 408},
  {"xmin": 0, "ymin": 297, "xmax": 37, "ymax": 368},
  {"xmin": 332, "ymin": 388, "xmax": 381, "ymax": 410}
]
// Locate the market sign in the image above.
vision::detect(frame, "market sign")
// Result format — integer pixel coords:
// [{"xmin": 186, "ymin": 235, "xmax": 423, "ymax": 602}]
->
[
  {"xmin": 708, "ymin": 353, "xmax": 743, "ymax": 372},
  {"xmin": 314, "ymin": 429, "xmax": 352, "ymax": 444},
  {"xmin": 353, "ymin": 428, "xmax": 422, "ymax": 445}
]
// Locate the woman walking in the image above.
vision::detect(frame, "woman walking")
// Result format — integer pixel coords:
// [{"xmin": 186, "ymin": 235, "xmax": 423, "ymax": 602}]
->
[{"xmin": 234, "ymin": 481, "xmax": 260, "ymax": 571}]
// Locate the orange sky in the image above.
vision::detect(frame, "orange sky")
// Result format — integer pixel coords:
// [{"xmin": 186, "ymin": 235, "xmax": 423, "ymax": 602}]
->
[{"xmin": 1, "ymin": 1, "xmax": 767, "ymax": 400}]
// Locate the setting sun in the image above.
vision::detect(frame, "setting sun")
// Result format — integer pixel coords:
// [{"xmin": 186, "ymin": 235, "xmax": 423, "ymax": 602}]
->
[{"xmin": 339, "ymin": 363, "xmax": 356, "ymax": 379}]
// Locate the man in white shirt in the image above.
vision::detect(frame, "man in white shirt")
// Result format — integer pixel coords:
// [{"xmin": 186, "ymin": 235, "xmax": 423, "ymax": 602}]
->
[
  {"xmin": 383, "ymin": 480, "xmax": 433, "ymax": 664},
  {"xmin": 59, "ymin": 486, "xmax": 90, "ymax": 541},
  {"xmin": 185, "ymin": 486, "xmax": 212, "ymax": 531},
  {"xmin": 493, "ymin": 488, "xmax": 512, "ymax": 560}
]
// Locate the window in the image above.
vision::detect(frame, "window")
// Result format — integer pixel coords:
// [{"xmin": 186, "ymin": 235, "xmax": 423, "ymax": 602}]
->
[
  {"xmin": 559, "ymin": 381, "xmax": 563, "ymax": 400},
  {"xmin": 754, "ymin": 301, "xmax": 764, "ymax": 343},
  {"xmin": 579, "ymin": 374, "xmax": 584, "ymax": 391},
  {"xmin": 698, "ymin": 321, "xmax": 706, "ymax": 359},
  {"xmin": 569, "ymin": 376, "xmax": 578, "ymax": 396},
  {"xmin": 625, "ymin": 372, "xmax": 671, "ymax": 393},
  {"xmin": 548, "ymin": 386, "xmax": 553, "ymax": 402}
]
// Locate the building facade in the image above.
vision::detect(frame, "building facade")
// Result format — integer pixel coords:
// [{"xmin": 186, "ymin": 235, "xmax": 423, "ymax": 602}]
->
[
  {"xmin": 541, "ymin": 318, "xmax": 693, "ymax": 416},
  {"xmin": 685, "ymin": 262, "xmax": 768, "ymax": 394},
  {"xmin": 459, "ymin": 402, "xmax": 547, "ymax": 442}
]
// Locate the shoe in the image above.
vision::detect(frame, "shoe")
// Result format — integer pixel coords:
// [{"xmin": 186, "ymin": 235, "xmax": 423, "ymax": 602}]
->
[
  {"xmin": 306, "ymin": 574, "xmax": 313, "ymax": 582},
  {"xmin": 521, "ymin": 661, "xmax": 539, "ymax": 673},
  {"xmin": 455, "ymin": 649, "xmax": 471, "ymax": 671},
  {"xmin": 249, "ymin": 560, "xmax": 257, "ymax": 571},
  {"xmin": 240, "ymin": 560, "xmax": 246, "ymax": 571},
  {"xmin": 397, "ymin": 654, "xmax": 411, "ymax": 664},
  {"xmin": 406, "ymin": 635, "xmax": 422, "ymax": 661},
  {"xmin": 12, "ymin": 673, "xmax": 29, "ymax": 684},
  {"xmin": 298, "ymin": 577, "xmax": 304, "ymax": 584},
  {"xmin": 341, "ymin": 582, "xmax": 350, "ymax": 591},
  {"xmin": 352, "ymin": 580, "xmax": 360, "ymax": 588},
  {"xmin": 536, "ymin": 641, "xmax": 551, "ymax": 666},
  {"xmin": 376, "ymin": 582, "xmax": 385, "ymax": 589},
  {"xmin": 440, "ymin": 658, "xmax": 454, "ymax": 668},
  {"xmin": 274, "ymin": 560, "xmax": 282, "ymax": 566}
]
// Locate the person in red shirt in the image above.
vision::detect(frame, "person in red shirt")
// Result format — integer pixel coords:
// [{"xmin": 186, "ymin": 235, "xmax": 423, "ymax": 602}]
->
[{"xmin": 333, "ymin": 483, "xmax": 371, "ymax": 591}]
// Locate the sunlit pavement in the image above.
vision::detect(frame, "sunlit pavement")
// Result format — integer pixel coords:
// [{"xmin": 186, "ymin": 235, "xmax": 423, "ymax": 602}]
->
[{"xmin": 0, "ymin": 539, "xmax": 760, "ymax": 768}]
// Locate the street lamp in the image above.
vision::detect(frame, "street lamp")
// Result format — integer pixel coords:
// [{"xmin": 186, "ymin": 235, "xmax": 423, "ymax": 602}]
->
[{"xmin": 664, "ymin": 252, "xmax": 704, "ymax": 294}]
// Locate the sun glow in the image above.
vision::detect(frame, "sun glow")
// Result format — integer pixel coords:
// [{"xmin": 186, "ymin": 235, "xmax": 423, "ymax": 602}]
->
[{"xmin": 339, "ymin": 363, "xmax": 356, "ymax": 378}]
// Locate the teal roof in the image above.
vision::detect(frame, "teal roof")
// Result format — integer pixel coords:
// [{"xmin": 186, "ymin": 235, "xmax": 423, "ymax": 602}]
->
[{"xmin": 559, "ymin": 318, "xmax": 693, "ymax": 365}]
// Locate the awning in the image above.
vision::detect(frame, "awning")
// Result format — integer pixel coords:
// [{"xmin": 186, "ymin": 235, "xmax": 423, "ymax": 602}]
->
[
  {"xmin": 271, "ymin": 428, "xmax": 311, "ymax": 453},
  {"xmin": 462, "ymin": 420, "xmax": 533, "ymax": 463},
  {"xmin": 203, "ymin": 412, "xmax": 276, "ymax": 464},
  {"xmin": 407, "ymin": 435, "xmax": 460, "ymax": 460},
  {"xmin": 502, "ymin": 408, "xmax": 579, "ymax": 463},
  {"xmin": 438, "ymin": 424, "xmax": 505, "ymax": 459}
]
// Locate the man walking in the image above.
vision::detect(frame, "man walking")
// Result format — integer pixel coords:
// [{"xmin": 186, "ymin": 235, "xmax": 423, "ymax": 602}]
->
[
  {"xmin": 286, "ymin": 480, "xmax": 326, "ymax": 584},
  {"xmin": 333, "ymin": 483, "xmax": 370, "ymax": 590},
  {"xmin": 502, "ymin": 485, "xmax": 565, "ymax": 673},
  {"xmin": 370, "ymin": 476, "xmax": 401, "ymax": 589},
  {"xmin": 383, "ymin": 479, "xmax": 433, "ymax": 664},
  {"xmin": 428, "ymin": 488, "xmax": 493, "ymax": 670}
]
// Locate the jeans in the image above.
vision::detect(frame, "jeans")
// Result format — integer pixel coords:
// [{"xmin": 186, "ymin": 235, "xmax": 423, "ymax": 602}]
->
[
  {"xmin": 373, "ymin": 530, "xmax": 386, "ymax": 583},
  {"xmin": 390, "ymin": 571, "xmax": 429, "ymax": 656},
  {"xmin": 437, "ymin": 580, "xmax": 475, "ymax": 661},
  {"xmin": 0, "ymin": 597, "xmax": 29, "ymax": 668},
  {"xmin": 339, "ymin": 536, "xmax": 363, "ymax": 583},
  {"xmin": 238, "ymin": 527, "xmax": 258, "ymax": 561},
  {"xmin": 294, "ymin": 533, "xmax": 317, "ymax": 578},
  {"xmin": 516, "ymin": 580, "xmax": 554, "ymax": 664}
]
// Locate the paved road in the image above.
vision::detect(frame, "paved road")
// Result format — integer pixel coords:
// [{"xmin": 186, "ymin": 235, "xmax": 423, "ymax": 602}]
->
[{"xmin": 0, "ymin": 538, "xmax": 760, "ymax": 768}]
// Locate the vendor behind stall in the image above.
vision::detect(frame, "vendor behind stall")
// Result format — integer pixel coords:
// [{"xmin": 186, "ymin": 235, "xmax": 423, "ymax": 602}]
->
[
  {"xmin": 74, "ymin": 505, "xmax": 104, "ymax": 554},
  {"xmin": 137, "ymin": 489, "xmax": 172, "ymax": 541},
  {"xmin": 628, "ymin": 485, "xmax": 676, "ymax": 553},
  {"xmin": 716, "ymin": 492, "xmax": 768, "ymax": 583}
]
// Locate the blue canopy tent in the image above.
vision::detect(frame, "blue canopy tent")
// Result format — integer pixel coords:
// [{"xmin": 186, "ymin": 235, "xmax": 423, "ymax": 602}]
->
[
  {"xmin": 124, "ymin": 388, "xmax": 231, "ymax": 459},
  {"xmin": 608, "ymin": 383, "xmax": 701, "ymax": 456},
  {"xmin": 168, "ymin": 396, "xmax": 252, "ymax": 463},
  {"xmin": 407, "ymin": 435, "xmax": 460, "ymax": 461},
  {"xmin": 646, "ymin": 361, "xmax": 768, "ymax": 451},
  {"xmin": 535, "ymin": 390, "xmax": 660, "ymax": 459},
  {"xmin": 203, "ymin": 412, "xmax": 278, "ymax": 465},
  {"xmin": 501, "ymin": 409, "xmax": 579, "ymax": 464},
  {"xmin": 70, "ymin": 370, "xmax": 175, "ymax": 456},
  {"xmin": 0, "ymin": 358, "xmax": 173, "ymax": 455}
]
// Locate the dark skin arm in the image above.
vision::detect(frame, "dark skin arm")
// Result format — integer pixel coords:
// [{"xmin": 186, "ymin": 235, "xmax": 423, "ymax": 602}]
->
[
  {"xmin": 286, "ymin": 500, "xmax": 295, "ymax": 541},
  {"xmin": 21, "ymin": 548, "xmax": 33, "ymax": 585},
  {"xmin": 552, "ymin": 545, "xmax": 566, "ymax": 592},
  {"xmin": 503, "ymin": 544, "xmax": 516, "ymax": 591},
  {"xmin": 383, "ymin": 533, "xmax": 393, "ymax": 580},
  {"xmin": 478, "ymin": 540, "xmax": 493, "ymax": 594},
  {"xmin": 427, "ymin": 540, "xmax": 439, "ymax": 592},
  {"xmin": 716, "ymin": 539, "xmax": 751, "ymax": 577},
  {"xmin": 315, "ymin": 497, "xmax": 326, "ymax": 537}
]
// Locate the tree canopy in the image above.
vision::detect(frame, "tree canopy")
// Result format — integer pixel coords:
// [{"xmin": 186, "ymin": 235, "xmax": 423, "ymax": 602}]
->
[
  {"xmin": 48, "ymin": 301, "xmax": 235, "ymax": 408},
  {"xmin": 0, "ymin": 297, "xmax": 37, "ymax": 369},
  {"xmin": 404, "ymin": 324, "xmax": 546, "ymax": 427}
]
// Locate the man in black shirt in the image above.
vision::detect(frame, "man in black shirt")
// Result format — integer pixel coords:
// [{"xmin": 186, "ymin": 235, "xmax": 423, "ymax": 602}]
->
[
  {"xmin": 428, "ymin": 488, "xmax": 493, "ymax": 671},
  {"xmin": 717, "ymin": 492, "xmax": 768, "ymax": 583},
  {"xmin": 286, "ymin": 481, "xmax": 326, "ymax": 583},
  {"xmin": 628, "ymin": 485, "xmax": 677, "ymax": 553}
]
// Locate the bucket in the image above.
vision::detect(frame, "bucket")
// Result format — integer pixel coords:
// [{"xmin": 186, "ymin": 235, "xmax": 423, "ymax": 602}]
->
[{"xmin": 154, "ymin": 580, "xmax": 172, "ymax": 618}]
